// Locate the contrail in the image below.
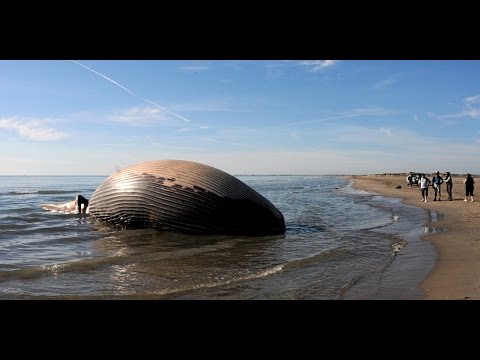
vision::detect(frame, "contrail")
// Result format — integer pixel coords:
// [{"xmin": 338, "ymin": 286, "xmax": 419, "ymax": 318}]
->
[
  {"xmin": 70, "ymin": 60, "xmax": 191, "ymax": 123},
  {"xmin": 71, "ymin": 60, "xmax": 136, "ymax": 96},
  {"xmin": 142, "ymin": 99, "xmax": 191, "ymax": 123}
]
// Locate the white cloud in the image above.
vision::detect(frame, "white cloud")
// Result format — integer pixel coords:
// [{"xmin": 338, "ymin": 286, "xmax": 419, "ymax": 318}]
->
[
  {"xmin": 349, "ymin": 107, "xmax": 392, "ymax": 116},
  {"xmin": 437, "ymin": 111, "xmax": 467, "ymax": 119},
  {"xmin": 464, "ymin": 106, "xmax": 480, "ymax": 118},
  {"xmin": 464, "ymin": 94, "xmax": 480, "ymax": 104},
  {"xmin": 275, "ymin": 107, "xmax": 393, "ymax": 128},
  {"xmin": 438, "ymin": 108, "xmax": 480, "ymax": 120},
  {"xmin": 330, "ymin": 125, "xmax": 399, "ymax": 146},
  {"xmin": 0, "ymin": 117, "xmax": 69, "ymax": 141},
  {"xmin": 200, "ymin": 125, "xmax": 209, "ymax": 129},
  {"xmin": 374, "ymin": 76, "xmax": 397, "ymax": 88},
  {"xmin": 178, "ymin": 127, "xmax": 193, "ymax": 132},
  {"xmin": 107, "ymin": 106, "xmax": 170, "ymax": 126},
  {"xmin": 464, "ymin": 95, "xmax": 480, "ymax": 119},
  {"xmin": 195, "ymin": 135, "xmax": 257, "ymax": 149},
  {"xmin": 171, "ymin": 98, "xmax": 245, "ymax": 113},
  {"xmin": 181, "ymin": 65, "xmax": 209, "ymax": 72},
  {"xmin": 380, "ymin": 127, "xmax": 392, "ymax": 136},
  {"xmin": 437, "ymin": 94, "xmax": 480, "ymax": 120},
  {"xmin": 298, "ymin": 60, "xmax": 337, "ymax": 72}
]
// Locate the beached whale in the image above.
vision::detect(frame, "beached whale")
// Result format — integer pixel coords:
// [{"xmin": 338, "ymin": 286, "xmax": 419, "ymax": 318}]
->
[{"xmin": 88, "ymin": 160, "xmax": 286, "ymax": 235}]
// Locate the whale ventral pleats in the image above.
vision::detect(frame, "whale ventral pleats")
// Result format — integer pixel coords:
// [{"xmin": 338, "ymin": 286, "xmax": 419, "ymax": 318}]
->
[{"xmin": 88, "ymin": 159, "xmax": 286, "ymax": 235}]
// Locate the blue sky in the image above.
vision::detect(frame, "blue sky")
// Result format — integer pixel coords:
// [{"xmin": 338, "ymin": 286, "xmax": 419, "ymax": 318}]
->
[{"xmin": 1, "ymin": 60, "xmax": 480, "ymax": 175}]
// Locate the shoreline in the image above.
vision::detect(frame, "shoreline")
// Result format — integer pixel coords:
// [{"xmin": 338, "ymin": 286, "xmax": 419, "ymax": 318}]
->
[{"xmin": 347, "ymin": 174, "xmax": 480, "ymax": 300}]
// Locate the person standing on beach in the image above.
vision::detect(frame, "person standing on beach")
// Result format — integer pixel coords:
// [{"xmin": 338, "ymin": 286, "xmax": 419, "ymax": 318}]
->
[
  {"xmin": 444, "ymin": 172, "xmax": 453, "ymax": 201},
  {"xmin": 432, "ymin": 171, "xmax": 444, "ymax": 201},
  {"xmin": 464, "ymin": 173, "xmax": 475, "ymax": 202},
  {"xmin": 419, "ymin": 173, "xmax": 430, "ymax": 202}
]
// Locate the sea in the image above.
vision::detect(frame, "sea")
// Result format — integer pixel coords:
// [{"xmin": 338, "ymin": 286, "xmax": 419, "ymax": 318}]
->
[{"xmin": 0, "ymin": 175, "xmax": 440, "ymax": 299}]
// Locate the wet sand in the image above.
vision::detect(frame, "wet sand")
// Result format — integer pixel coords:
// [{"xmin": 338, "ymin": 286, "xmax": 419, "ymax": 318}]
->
[{"xmin": 347, "ymin": 174, "xmax": 480, "ymax": 300}]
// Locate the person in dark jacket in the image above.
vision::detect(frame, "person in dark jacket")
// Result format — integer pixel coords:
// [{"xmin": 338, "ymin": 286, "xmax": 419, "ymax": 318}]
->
[
  {"xmin": 444, "ymin": 172, "xmax": 453, "ymax": 201},
  {"xmin": 432, "ymin": 171, "xmax": 444, "ymax": 201},
  {"xmin": 464, "ymin": 173, "xmax": 475, "ymax": 202}
]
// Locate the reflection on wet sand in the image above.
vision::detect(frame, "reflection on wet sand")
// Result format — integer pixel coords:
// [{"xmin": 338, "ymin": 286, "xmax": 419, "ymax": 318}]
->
[
  {"xmin": 423, "ymin": 209, "xmax": 445, "ymax": 234},
  {"xmin": 423, "ymin": 227, "xmax": 446, "ymax": 234},
  {"xmin": 425, "ymin": 209, "xmax": 444, "ymax": 223}
]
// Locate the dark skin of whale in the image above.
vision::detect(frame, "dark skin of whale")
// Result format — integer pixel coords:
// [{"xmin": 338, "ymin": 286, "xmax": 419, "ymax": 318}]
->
[{"xmin": 88, "ymin": 160, "xmax": 286, "ymax": 235}]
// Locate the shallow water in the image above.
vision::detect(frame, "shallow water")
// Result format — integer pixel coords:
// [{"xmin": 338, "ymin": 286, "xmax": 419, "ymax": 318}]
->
[{"xmin": 0, "ymin": 175, "xmax": 438, "ymax": 299}]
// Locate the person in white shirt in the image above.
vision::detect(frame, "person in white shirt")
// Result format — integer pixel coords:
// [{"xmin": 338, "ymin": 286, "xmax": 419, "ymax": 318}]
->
[{"xmin": 419, "ymin": 173, "xmax": 431, "ymax": 202}]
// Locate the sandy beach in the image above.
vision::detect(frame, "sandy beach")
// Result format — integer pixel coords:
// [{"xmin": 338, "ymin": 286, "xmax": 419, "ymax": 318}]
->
[{"xmin": 348, "ymin": 174, "xmax": 480, "ymax": 300}]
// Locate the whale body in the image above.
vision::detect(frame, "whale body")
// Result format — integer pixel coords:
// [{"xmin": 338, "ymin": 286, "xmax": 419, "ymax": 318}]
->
[{"xmin": 88, "ymin": 160, "xmax": 286, "ymax": 235}]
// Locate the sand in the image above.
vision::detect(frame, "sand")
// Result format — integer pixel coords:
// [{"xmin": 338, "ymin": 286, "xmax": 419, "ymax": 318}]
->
[{"xmin": 347, "ymin": 174, "xmax": 480, "ymax": 300}]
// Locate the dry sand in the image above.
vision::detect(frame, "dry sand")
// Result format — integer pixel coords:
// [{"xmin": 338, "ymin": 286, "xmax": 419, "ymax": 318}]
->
[{"xmin": 347, "ymin": 174, "xmax": 480, "ymax": 300}]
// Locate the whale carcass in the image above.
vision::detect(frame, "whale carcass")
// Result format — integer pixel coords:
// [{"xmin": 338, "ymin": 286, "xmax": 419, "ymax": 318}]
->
[{"xmin": 88, "ymin": 160, "xmax": 286, "ymax": 235}]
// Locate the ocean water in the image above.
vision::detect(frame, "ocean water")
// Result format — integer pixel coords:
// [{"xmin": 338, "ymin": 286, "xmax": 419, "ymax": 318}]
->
[{"xmin": 0, "ymin": 175, "xmax": 438, "ymax": 299}]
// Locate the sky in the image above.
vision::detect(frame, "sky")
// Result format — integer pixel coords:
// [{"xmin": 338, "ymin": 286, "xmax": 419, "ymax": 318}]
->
[{"xmin": 1, "ymin": 60, "xmax": 480, "ymax": 175}]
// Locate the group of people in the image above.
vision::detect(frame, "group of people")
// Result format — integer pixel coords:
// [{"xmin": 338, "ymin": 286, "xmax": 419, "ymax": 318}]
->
[{"xmin": 413, "ymin": 172, "xmax": 474, "ymax": 203}]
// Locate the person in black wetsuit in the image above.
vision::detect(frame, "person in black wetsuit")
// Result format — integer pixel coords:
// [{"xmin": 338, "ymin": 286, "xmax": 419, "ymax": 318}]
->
[{"xmin": 77, "ymin": 195, "xmax": 89, "ymax": 213}]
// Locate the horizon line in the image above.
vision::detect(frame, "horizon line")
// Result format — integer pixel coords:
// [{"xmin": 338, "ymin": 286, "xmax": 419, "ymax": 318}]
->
[{"xmin": 0, "ymin": 173, "xmax": 415, "ymax": 177}]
